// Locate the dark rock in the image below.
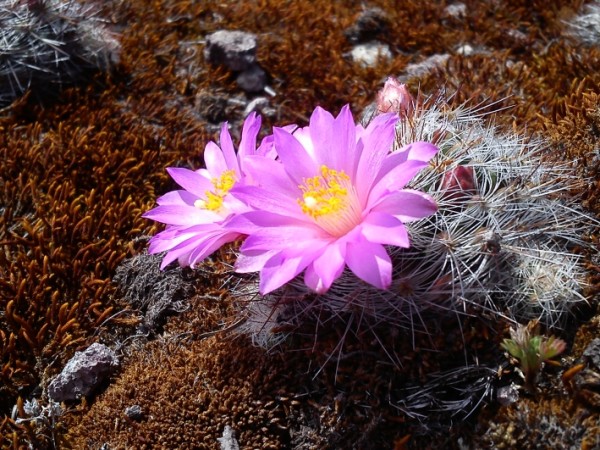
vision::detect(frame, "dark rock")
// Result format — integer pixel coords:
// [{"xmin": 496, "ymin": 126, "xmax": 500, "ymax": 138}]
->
[
  {"xmin": 496, "ymin": 383, "xmax": 520, "ymax": 406},
  {"xmin": 583, "ymin": 338, "xmax": 600, "ymax": 369},
  {"xmin": 195, "ymin": 90, "xmax": 238, "ymax": 124},
  {"xmin": 345, "ymin": 8, "xmax": 389, "ymax": 44},
  {"xmin": 236, "ymin": 64, "xmax": 267, "ymax": 93},
  {"xmin": 48, "ymin": 343, "xmax": 119, "ymax": 402},
  {"xmin": 204, "ymin": 30, "xmax": 257, "ymax": 71},
  {"xmin": 124, "ymin": 404, "xmax": 144, "ymax": 421}
]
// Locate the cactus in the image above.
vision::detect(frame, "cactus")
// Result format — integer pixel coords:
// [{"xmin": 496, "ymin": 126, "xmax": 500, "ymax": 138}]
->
[
  {"xmin": 234, "ymin": 90, "xmax": 596, "ymax": 349},
  {"xmin": 0, "ymin": 0, "xmax": 120, "ymax": 107}
]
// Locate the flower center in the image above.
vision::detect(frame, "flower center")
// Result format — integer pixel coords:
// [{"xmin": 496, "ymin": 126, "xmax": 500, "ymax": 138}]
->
[
  {"xmin": 194, "ymin": 169, "xmax": 236, "ymax": 212},
  {"xmin": 298, "ymin": 165, "xmax": 362, "ymax": 236}
]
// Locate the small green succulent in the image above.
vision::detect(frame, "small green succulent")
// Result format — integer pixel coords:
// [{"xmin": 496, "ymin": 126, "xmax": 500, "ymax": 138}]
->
[{"xmin": 501, "ymin": 320, "xmax": 567, "ymax": 388}]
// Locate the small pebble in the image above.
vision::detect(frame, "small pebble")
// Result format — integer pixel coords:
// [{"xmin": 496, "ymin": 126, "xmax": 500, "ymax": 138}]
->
[
  {"xmin": 124, "ymin": 404, "xmax": 144, "ymax": 421},
  {"xmin": 204, "ymin": 30, "xmax": 258, "ymax": 71},
  {"xmin": 350, "ymin": 41, "xmax": 392, "ymax": 67}
]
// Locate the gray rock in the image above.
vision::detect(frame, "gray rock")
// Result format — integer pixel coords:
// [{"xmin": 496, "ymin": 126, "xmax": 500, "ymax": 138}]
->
[
  {"xmin": 456, "ymin": 44, "xmax": 475, "ymax": 56},
  {"xmin": 204, "ymin": 30, "xmax": 258, "ymax": 71},
  {"xmin": 236, "ymin": 64, "xmax": 267, "ymax": 93},
  {"xmin": 113, "ymin": 251, "xmax": 196, "ymax": 332},
  {"xmin": 217, "ymin": 425, "xmax": 240, "ymax": 450},
  {"xmin": 444, "ymin": 3, "xmax": 467, "ymax": 19},
  {"xmin": 350, "ymin": 41, "xmax": 392, "ymax": 67},
  {"xmin": 496, "ymin": 383, "xmax": 520, "ymax": 406},
  {"xmin": 243, "ymin": 96, "xmax": 277, "ymax": 118},
  {"xmin": 48, "ymin": 343, "xmax": 119, "ymax": 402},
  {"xmin": 403, "ymin": 53, "xmax": 450, "ymax": 79},
  {"xmin": 583, "ymin": 338, "xmax": 600, "ymax": 369},
  {"xmin": 124, "ymin": 404, "xmax": 144, "ymax": 421}
]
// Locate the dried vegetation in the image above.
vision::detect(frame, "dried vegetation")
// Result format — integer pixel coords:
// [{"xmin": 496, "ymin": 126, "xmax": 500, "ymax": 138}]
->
[{"xmin": 0, "ymin": 0, "xmax": 599, "ymax": 448}]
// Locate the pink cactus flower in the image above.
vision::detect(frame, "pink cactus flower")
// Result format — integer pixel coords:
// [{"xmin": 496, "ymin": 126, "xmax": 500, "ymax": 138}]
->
[
  {"xmin": 227, "ymin": 105, "xmax": 439, "ymax": 294},
  {"xmin": 143, "ymin": 113, "xmax": 262, "ymax": 269},
  {"xmin": 440, "ymin": 165, "xmax": 476, "ymax": 200},
  {"xmin": 376, "ymin": 77, "xmax": 414, "ymax": 116}
]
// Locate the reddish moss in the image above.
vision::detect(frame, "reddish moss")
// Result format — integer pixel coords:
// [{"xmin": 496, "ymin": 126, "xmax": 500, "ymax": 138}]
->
[{"xmin": 1, "ymin": 0, "xmax": 599, "ymax": 447}]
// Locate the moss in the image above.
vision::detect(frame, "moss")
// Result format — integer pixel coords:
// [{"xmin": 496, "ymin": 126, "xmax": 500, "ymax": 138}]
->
[
  {"xmin": 67, "ymin": 336, "xmax": 293, "ymax": 449},
  {"xmin": 542, "ymin": 88, "xmax": 600, "ymax": 213},
  {"xmin": 0, "ymin": 0, "xmax": 599, "ymax": 447},
  {"xmin": 65, "ymin": 264, "xmax": 507, "ymax": 449}
]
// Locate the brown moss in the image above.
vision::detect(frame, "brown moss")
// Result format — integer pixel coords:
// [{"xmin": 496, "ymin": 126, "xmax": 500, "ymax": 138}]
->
[
  {"xmin": 0, "ymin": 8, "xmax": 211, "ymax": 443},
  {"xmin": 63, "ymin": 334, "xmax": 453, "ymax": 450},
  {"xmin": 542, "ymin": 88, "xmax": 600, "ymax": 213},
  {"xmin": 66, "ymin": 262, "xmax": 507, "ymax": 449},
  {"xmin": 67, "ymin": 336, "xmax": 291, "ymax": 449},
  {"xmin": 1, "ymin": 0, "xmax": 599, "ymax": 447}
]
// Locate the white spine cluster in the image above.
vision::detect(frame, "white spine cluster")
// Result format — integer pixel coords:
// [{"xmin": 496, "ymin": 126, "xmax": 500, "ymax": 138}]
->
[
  {"xmin": 0, "ymin": 0, "xmax": 120, "ymax": 107},
  {"xmin": 565, "ymin": 1, "xmax": 600, "ymax": 46}
]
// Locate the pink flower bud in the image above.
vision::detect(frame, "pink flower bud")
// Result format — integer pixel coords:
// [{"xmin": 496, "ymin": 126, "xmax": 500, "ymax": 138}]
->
[
  {"xmin": 440, "ymin": 165, "xmax": 476, "ymax": 200},
  {"xmin": 376, "ymin": 77, "xmax": 414, "ymax": 116}
]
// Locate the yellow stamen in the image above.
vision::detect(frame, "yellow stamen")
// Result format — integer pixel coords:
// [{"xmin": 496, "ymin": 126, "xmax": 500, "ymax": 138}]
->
[
  {"xmin": 212, "ymin": 170, "xmax": 236, "ymax": 192},
  {"xmin": 194, "ymin": 169, "xmax": 236, "ymax": 212},
  {"xmin": 298, "ymin": 165, "xmax": 362, "ymax": 236}
]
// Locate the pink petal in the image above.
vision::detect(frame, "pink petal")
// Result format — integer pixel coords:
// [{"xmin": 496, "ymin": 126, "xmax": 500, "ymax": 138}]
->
[
  {"xmin": 292, "ymin": 126, "xmax": 314, "ymax": 159},
  {"xmin": 259, "ymin": 241, "xmax": 329, "ymax": 294},
  {"xmin": 229, "ymin": 185, "xmax": 306, "ymax": 220},
  {"xmin": 148, "ymin": 224, "xmax": 217, "ymax": 253},
  {"xmin": 354, "ymin": 112, "xmax": 398, "ymax": 200},
  {"xmin": 152, "ymin": 224, "xmax": 236, "ymax": 268},
  {"xmin": 345, "ymin": 240, "xmax": 392, "ymax": 289},
  {"xmin": 218, "ymin": 122, "xmax": 239, "ymax": 170},
  {"xmin": 371, "ymin": 190, "xmax": 437, "ymax": 222},
  {"xmin": 378, "ymin": 141, "xmax": 439, "ymax": 179},
  {"xmin": 187, "ymin": 232, "xmax": 241, "ymax": 267},
  {"xmin": 257, "ymin": 124, "xmax": 297, "ymax": 158},
  {"xmin": 240, "ymin": 155, "xmax": 298, "ymax": 197},
  {"xmin": 402, "ymin": 141, "xmax": 439, "ymax": 162},
  {"xmin": 204, "ymin": 141, "xmax": 230, "ymax": 175},
  {"xmin": 143, "ymin": 205, "xmax": 222, "ymax": 225},
  {"xmin": 240, "ymin": 225, "xmax": 323, "ymax": 252},
  {"xmin": 360, "ymin": 212, "xmax": 410, "ymax": 247},
  {"xmin": 148, "ymin": 229, "xmax": 192, "ymax": 254},
  {"xmin": 308, "ymin": 106, "xmax": 335, "ymax": 167},
  {"xmin": 156, "ymin": 190, "xmax": 199, "ymax": 207},
  {"xmin": 235, "ymin": 250, "xmax": 279, "ymax": 273},
  {"xmin": 159, "ymin": 246, "xmax": 196, "ymax": 269},
  {"xmin": 330, "ymin": 105, "xmax": 357, "ymax": 173},
  {"xmin": 367, "ymin": 159, "xmax": 428, "ymax": 205},
  {"xmin": 225, "ymin": 210, "xmax": 306, "ymax": 235},
  {"xmin": 221, "ymin": 194, "xmax": 250, "ymax": 215},
  {"xmin": 273, "ymin": 127, "xmax": 318, "ymax": 184},
  {"xmin": 259, "ymin": 252, "xmax": 308, "ymax": 295},
  {"xmin": 166, "ymin": 167, "xmax": 213, "ymax": 198},
  {"xmin": 304, "ymin": 242, "xmax": 346, "ymax": 293},
  {"xmin": 156, "ymin": 235, "xmax": 209, "ymax": 268},
  {"xmin": 238, "ymin": 112, "xmax": 261, "ymax": 160}
]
